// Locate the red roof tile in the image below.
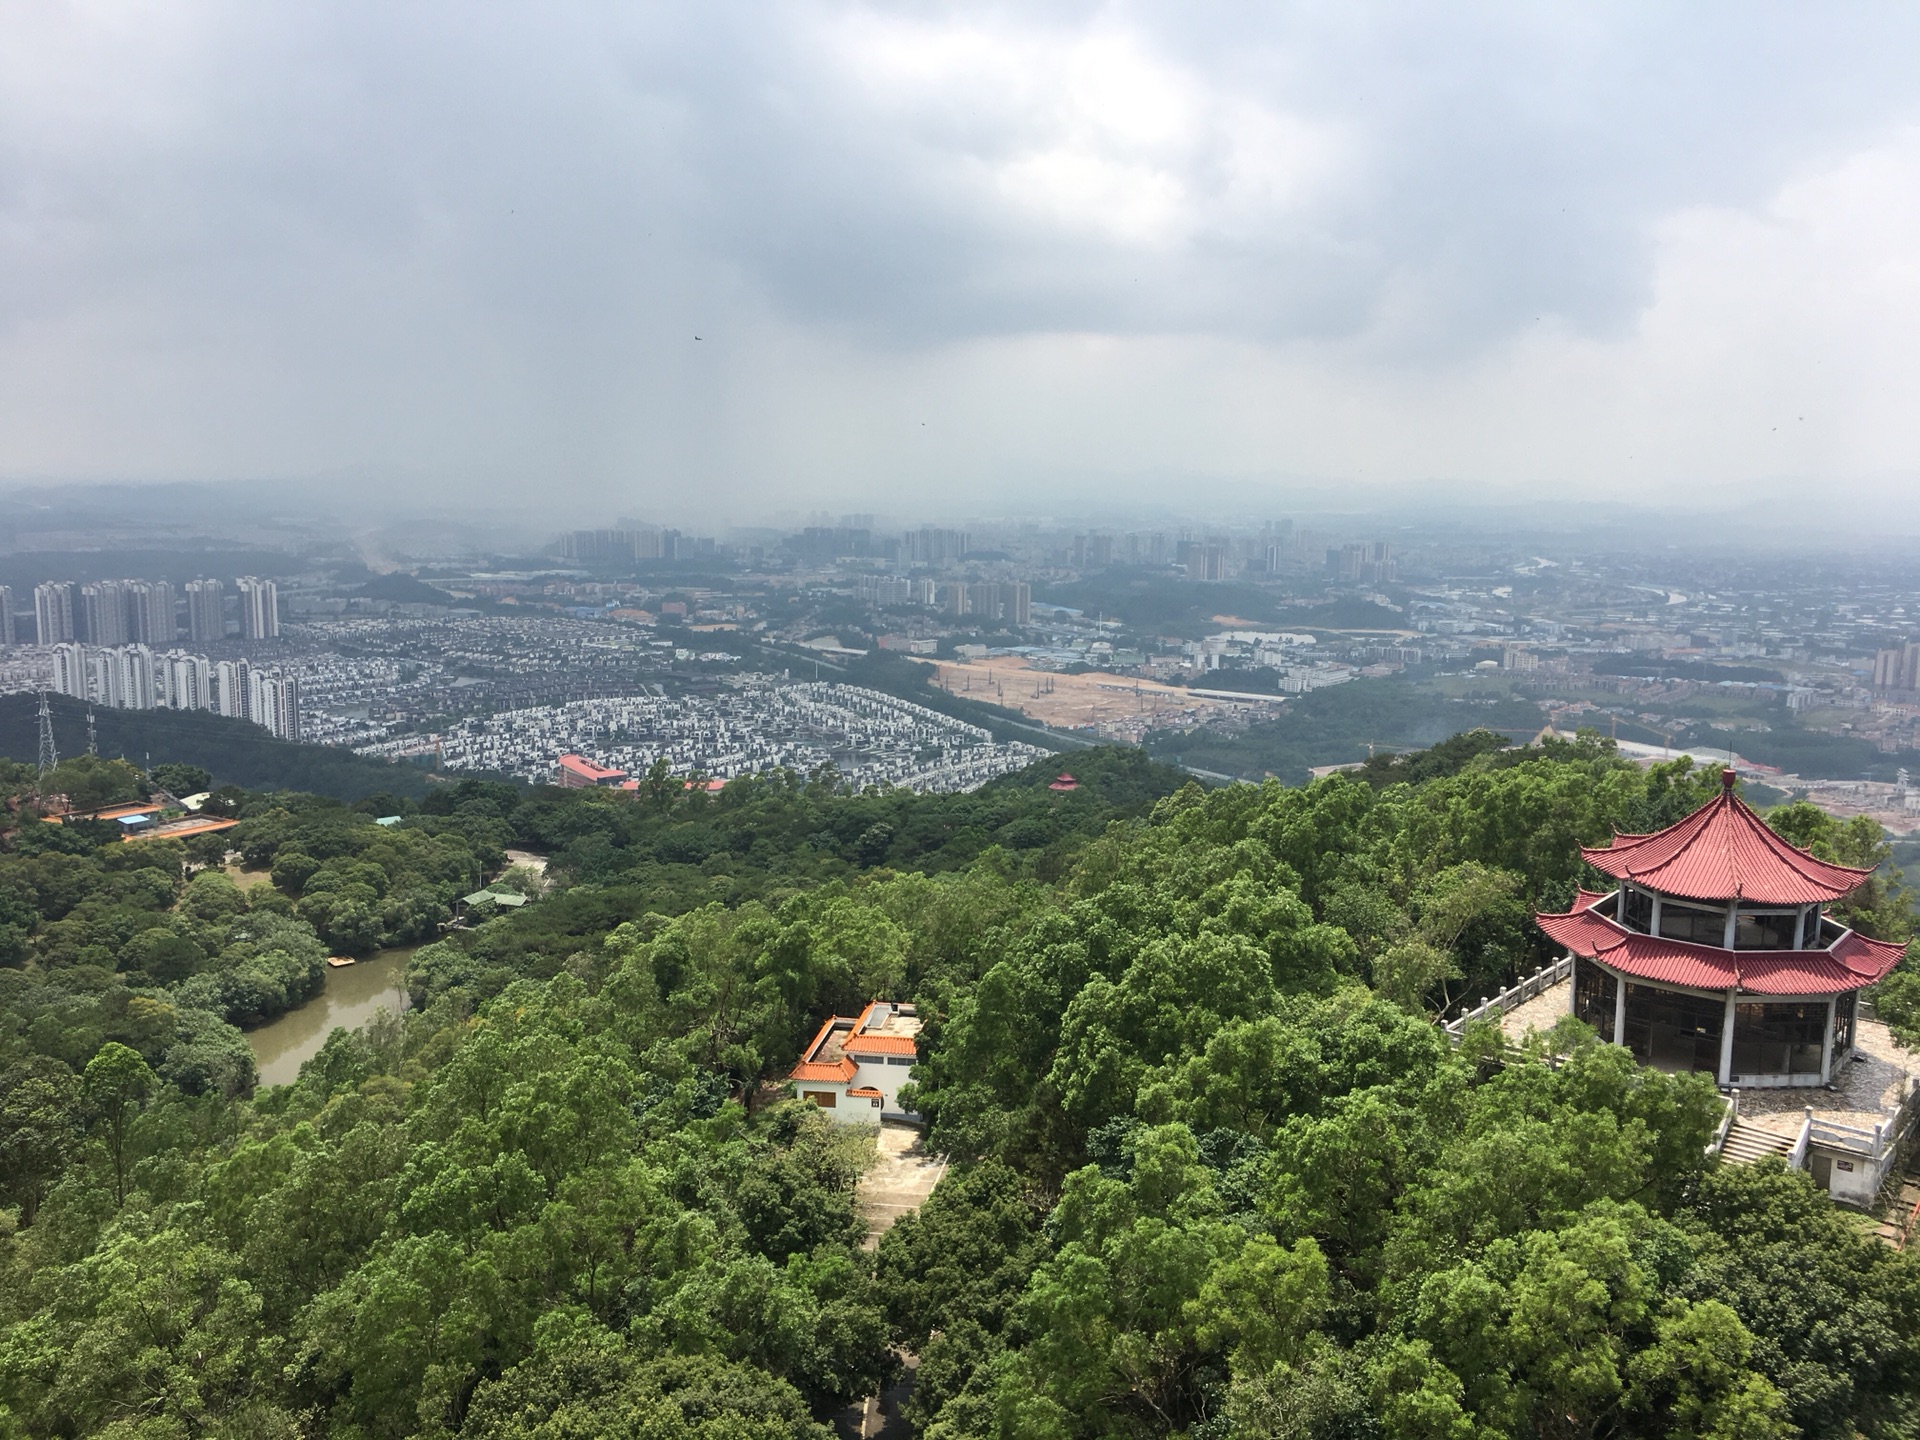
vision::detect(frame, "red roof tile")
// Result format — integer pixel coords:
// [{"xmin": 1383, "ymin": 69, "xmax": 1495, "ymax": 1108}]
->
[
  {"xmin": 847, "ymin": 1086, "xmax": 884, "ymax": 1099},
  {"xmin": 1581, "ymin": 772, "xmax": 1870, "ymax": 905},
  {"xmin": 1534, "ymin": 896, "xmax": 1905, "ymax": 996}
]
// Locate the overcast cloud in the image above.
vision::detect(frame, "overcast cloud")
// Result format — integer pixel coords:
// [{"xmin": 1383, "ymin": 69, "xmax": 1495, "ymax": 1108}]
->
[{"xmin": 4, "ymin": 2, "xmax": 1920, "ymax": 522}]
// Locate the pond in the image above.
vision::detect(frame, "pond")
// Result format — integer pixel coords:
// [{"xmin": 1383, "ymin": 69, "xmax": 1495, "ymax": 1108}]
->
[{"xmin": 246, "ymin": 946, "xmax": 415, "ymax": 1088}]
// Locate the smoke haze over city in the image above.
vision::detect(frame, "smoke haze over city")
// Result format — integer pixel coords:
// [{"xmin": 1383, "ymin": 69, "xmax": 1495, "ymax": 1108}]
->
[{"xmin": 5, "ymin": 3, "xmax": 1920, "ymax": 524}]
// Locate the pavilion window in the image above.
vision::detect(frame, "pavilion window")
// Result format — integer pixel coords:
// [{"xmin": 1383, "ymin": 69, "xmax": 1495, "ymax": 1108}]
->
[
  {"xmin": 1621, "ymin": 888, "xmax": 1653, "ymax": 934},
  {"xmin": 1622, "ymin": 983, "xmax": 1724, "ymax": 1075},
  {"xmin": 1731, "ymin": 1002, "xmax": 1826, "ymax": 1078},
  {"xmin": 1573, "ymin": 959, "xmax": 1618, "ymax": 1042},
  {"xmin": 1733, "ymin": 910, "xmax": 1797, "ymax": 950},
  {"xmin": 1657, "ymin": 899, "xmax": 1726, "ymax": 946}
]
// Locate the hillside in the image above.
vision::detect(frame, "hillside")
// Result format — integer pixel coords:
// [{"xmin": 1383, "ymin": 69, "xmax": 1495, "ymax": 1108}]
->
[
  {"xmin": 0, "ymin": 735, "xmax": 1914, "ymax": 1439},
  {"xmin": 0, "ymin": 692, "xmax": 438, "ymax": 801}
]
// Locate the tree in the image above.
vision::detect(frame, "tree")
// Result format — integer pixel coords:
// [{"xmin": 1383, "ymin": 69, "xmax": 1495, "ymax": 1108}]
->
[
  {"xmin": 83, "ymin": 1041, "xmax": 155, "ymax": 1205},
  {"xmin": 150, "ymin": 762, "xmax": 214, "ymax": 796},
  {"xmin": 0, "ymin": 1057, "xmax": 81, "ymax": 1224}
]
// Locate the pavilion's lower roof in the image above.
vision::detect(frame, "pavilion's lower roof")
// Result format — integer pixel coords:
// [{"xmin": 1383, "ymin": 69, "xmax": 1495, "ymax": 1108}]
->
[{"xmin": 1535, "ymin": 892, "xmax": 1907, "ymax": 995}]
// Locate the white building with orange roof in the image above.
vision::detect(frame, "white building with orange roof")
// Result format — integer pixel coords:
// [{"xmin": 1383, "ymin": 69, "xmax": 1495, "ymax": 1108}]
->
[{"xmin": 787, "ymin": 1001, "xmax": 921, "ymax": 1123}]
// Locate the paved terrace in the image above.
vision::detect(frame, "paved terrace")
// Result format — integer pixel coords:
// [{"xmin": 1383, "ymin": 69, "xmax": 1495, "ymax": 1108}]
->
[{"xmin": 1498, "ymin": 978, "xmax": 1920, "ymax": 1140}]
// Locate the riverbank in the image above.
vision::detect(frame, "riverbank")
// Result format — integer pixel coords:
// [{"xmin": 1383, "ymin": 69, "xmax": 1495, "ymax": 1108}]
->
[{"xmin": 246, "ymin": 946, "xmax": 415, "ymax": 1087}]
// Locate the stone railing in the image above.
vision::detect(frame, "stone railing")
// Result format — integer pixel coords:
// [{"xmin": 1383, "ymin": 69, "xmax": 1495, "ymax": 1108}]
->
[
  {"xmin": 1788, "ymin": 1110, "xmax": 1814, "ymax": 1170},
  {"xmin": 1445, "ymin": 956, "xmax": 1573, "ymax": 1039}
]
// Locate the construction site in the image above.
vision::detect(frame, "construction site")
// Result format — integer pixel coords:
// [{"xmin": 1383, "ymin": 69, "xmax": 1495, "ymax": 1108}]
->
[{"xmin": 915, "ymin": 655, "xmax": 1277, "ymax": 741}]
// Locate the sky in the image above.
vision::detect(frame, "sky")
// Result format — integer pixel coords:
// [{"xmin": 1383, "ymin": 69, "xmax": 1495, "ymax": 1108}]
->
[{"xmin": 4, "ymin": 1, "xmax": 1920, "ymax": 526}]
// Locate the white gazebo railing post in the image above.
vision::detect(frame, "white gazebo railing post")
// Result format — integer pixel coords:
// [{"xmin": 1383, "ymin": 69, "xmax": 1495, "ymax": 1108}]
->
[{"xmin": 1788, "ymin": 1108, "xmax": 1814, "ymax": 1170}]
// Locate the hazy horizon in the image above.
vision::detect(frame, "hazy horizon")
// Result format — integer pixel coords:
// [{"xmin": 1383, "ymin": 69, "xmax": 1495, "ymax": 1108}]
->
[{"xmin": 6, "ymin": 4, "xmax": 1920, "ymax": 524}]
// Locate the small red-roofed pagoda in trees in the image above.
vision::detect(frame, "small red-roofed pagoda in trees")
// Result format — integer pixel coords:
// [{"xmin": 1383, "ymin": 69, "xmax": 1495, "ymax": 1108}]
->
[{"xmin": 1535, "ymin": 769, "xmax": 1906, "ymax": 1088}]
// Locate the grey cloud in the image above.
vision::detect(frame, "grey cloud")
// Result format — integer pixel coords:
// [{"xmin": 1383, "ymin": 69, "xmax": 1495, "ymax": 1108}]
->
[{"xmin": 4, "ymin": 1, "xmax": 1920, "ymax": 503}]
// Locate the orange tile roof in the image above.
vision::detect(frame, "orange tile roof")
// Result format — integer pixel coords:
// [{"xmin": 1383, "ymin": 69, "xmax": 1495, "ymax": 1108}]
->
[
  {"xmin": 790, "ymin": 1058, "xmax": 857, "ymax": 1084},
  {"xmin": 843, "ymin": 1034, "xmax": 916, "ymax": 1056},
  {"xmin": 847, "ymin": 1086, "xmax": 883, "ymax": 1099}
]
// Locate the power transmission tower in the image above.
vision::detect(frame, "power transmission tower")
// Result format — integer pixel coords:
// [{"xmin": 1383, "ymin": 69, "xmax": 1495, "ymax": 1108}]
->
[{"xmin": 36, "ymin": 691, "xmax": 58, "ymax": 774}]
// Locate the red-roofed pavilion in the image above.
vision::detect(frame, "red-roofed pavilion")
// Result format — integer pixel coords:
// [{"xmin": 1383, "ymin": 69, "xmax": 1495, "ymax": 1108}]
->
[{"xmin": 1534, "ymin": 770, "xmax": 1906, "ymax": 1088}]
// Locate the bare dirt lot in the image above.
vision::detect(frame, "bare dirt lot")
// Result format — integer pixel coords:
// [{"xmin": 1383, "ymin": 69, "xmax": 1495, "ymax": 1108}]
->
[{"xmin": 914, "ymin": 655, "xmax": 1240, "ymax": 733}]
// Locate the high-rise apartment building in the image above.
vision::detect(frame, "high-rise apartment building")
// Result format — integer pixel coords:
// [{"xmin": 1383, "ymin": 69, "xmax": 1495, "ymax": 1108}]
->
[
  {"xmin": 1005, "ymin": 581, "xmax": 1031, "ymax": 626},
  {"xmin": 105, "ymin": 646, "xmax": 156, "ymax": 709},
  {"xmin": 1327, "ymin": 542, "xmax": 1397, "ymax": 585},
  {"xmin": 81, "ymin": 580, "xmax": 132, "ymax": 645},
  {"xmin": 128, "ymin": 580, "xmax": 175, "ymax": 644},
  {"xmin": 185, "ymin": 579, "xmax": 225, "ymax": 643},
  {"xmin": 35, "ymin": 583, "xmax": 75, "ymax": 644},
  {"xmin": 215, "ymin": 659, "xmax": 252, "ymax": 719},
  {"xmin": 247, "ymin": 670, "xmax": 299, "ymax": 740},
  {"xmin": 51, "ymin": 643, "xmax": 88, "ymax": 699},
  {"xmin": 160, "ymin": 652, "xmax": 213, "ymax": 711},
  {"xmin": 1874, "ymin": 641, "xmax": 1920, "ymax": 692},
  {"xmin": 0, "ymin": 586, "xmax": 14, "ymax": 646},
  {"xmin": 907, "ymin": 528, "xmax": 970, "ymax": 566},
  {"xmin": 236, "ymin": 577, "xmax": 279, "ymax": 639}
]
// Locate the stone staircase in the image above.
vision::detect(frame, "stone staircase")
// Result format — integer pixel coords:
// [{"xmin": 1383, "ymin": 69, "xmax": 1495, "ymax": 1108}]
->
[{"xmin": 1719, "ymin": 1120, "xmax": 1796, "ymax": 1166}]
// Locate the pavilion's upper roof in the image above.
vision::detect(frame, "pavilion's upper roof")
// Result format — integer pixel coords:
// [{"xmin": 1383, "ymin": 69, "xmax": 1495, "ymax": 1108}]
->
[{"xmin": 1581, "ymin": 771, "xmax": 1872, "ymax": 906}]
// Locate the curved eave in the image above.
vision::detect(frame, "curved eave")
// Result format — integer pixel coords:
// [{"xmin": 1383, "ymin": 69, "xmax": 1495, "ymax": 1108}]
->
[{"xmin": 1535, "ymin": 899, "xmax": 1907, "ymax": 997}]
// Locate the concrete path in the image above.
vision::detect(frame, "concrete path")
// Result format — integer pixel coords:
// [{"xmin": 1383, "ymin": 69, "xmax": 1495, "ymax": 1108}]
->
[
  {"xmin": 858, "ymin": 1120, "xmax": 948, "ymax": 1251},
  {"xmin": 832, "ymin": 1122, "xmax": 947, "ymax": 1438}
]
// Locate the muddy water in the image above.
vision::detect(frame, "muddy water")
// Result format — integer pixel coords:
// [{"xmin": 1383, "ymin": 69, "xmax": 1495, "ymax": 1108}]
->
[{"xmin": 246, "ymin": 947, "xmax": 415, "ymax": 1088}]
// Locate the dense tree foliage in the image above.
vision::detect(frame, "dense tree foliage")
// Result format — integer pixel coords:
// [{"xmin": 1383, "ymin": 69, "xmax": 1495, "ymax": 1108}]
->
[{"xmin": 1, "ymin": 733, "xmax": 1916, "ymax": 1437}]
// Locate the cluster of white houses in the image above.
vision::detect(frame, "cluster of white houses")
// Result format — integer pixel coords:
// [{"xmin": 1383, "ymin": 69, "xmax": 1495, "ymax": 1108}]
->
[{"xmin": 1536, "ymin": 770, "xmax": 1906, "ymax": 1089}]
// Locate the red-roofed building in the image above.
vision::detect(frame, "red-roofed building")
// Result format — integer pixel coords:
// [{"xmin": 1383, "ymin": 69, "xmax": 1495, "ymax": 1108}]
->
[
  {"xmin": 786, "ymin": 1001, "xmax": 920, "ymax": 1122},
  {"xmin": 555, "ymin": 753, "xmax": 628, "ymax": 788},
  {"xmin": 1535, "ymin": 770, "xmax": 1909, "ymax": 1088},
  {"xmin": 1048, "ymin": 773, "xmax": 1079, "ymax": 792}
]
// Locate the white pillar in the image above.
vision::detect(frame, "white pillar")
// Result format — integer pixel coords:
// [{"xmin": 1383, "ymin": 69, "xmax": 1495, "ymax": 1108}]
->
[
  {"xmin": 1820, "ymin": 996, "xmax": 1835, "ymax": 1083},
  {"xmin": 1613, "ymin": 972, "xmax": 1628, "ymax": 1048},
  {"xmin": 1650, "ymin": 894, "xmax": 1662, "ymax": 937},
  {"xmin": 1718, "ymin": 990, "xmax": 1737, "ymax": 1085},
  {"xmin": 1723, "ymin": 901, "xmax": 1738, "ymax": 950}
]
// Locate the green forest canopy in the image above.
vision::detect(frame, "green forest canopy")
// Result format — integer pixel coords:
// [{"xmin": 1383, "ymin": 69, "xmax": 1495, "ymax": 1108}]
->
[{"xmin": 0, "ymin": 734, "xmax": 1916, "ymax": 1438}]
